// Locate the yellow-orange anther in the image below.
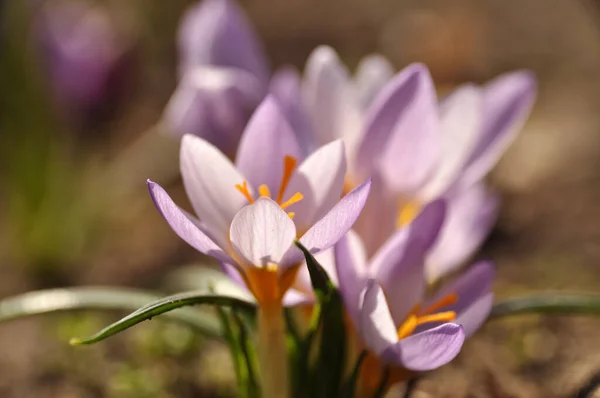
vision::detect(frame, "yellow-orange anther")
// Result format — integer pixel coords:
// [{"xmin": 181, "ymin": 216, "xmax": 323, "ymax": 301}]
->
[
  {"xmin": 396, "ymin": 293, "xmax": 458, "ymax": 340},
  {"xmin": 421, "ymin": 293, "xmax": 458, "ymax": 315},
  {"xmin": 259, "ymin": 184, "xmax": 271, "ymax": 198},
  {"xmin": 280, "ymin": 192, "xmax": 303, "ymax": 210},
  {"xmin": 235, "ymin": 181, "xmax": 254, "ymax": 203},
  {"xmin": 396, "ymin": 201, "xmax": 422, "ymax": 228},
  {"xmin": 277, "ymin": 155, "xmax": 298, "ymax": 203}
]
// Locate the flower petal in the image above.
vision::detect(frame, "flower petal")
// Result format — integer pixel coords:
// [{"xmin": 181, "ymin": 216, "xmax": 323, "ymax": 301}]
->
[
  {"xmin": 280, "ymin": 178, "xmax": 372, "ymax": 266},
  {"xmin": 351, "ymin": 171, "xmax": 397, "ymax": 256},
  {"xmin": 382, "ymin": 323, "xmax": 465, "ymax": 370},
  {"xmin": 354, "ymin": 54, "xmax": 394, "ymax": 110},
  {"xmin": 229, "ymin": 197, "xmax": 297, "ymax": 269},
  {"xmin": 163, "ymin": 66, "xmax": 263, "ymax": 156},
  {"xmin": 427, "ymin": 184, "xmax": 499, "ymax": 282},
  {"xmin": 147, "ymin": 180, "xmax": 234, "ymax": 265},
  {"xmin": 235, "ymin": 96, "xmax": 303, "ymax": 194},
  {"xmin": 177, "ymin": 0, "xmax": 269, "ymax": 83},
  {"xmin": 359, "ymin": 279, "xmax": 398, "ymax": 355},
  {"xmin": 356, "ymin": 64, "xmax": 440, "ymax": 193},
  {"xmin": 269, "ymin": 67, "xmax": 314, "ymax": 155},
  {"xmin": 461, "ymin": 71, "xmax": 537, "ymax": 187},
  {"xmin": 180, "ymin": 134, "xmax": 249, "ymax": 240},
  {"xmin": 285, "ymin": 140, "xmax": 347, "ymax": 232},
  {"xmin": 370, "ymin": 228, "xmax": 427, "ymax": 324},
  {"xmin": 335, "ymin": 231, "xmax": 368, "ymax": 325},
  {"xmin": 302, "ymin": 46, "xmax": 362, "ymax": 151},
  {"xmin": 454, "ymin": 292, "xmax": 494, "ymax": 337},
  {"xmin": 421, "ymin": 84, "xmax": 483, "ymax": 199}
]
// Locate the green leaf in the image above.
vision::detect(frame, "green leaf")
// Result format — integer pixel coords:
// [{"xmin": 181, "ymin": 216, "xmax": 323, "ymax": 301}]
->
[
  {"xmin": 295, "ymin": 241, "xmax": 347, "ymax": 398},
  {"xmin": 491, "ymin": 292, "xmax": 600, "ymax": 319},
  {"xmin": 0, "ymin": 287, "xmax": 223, "ymax": 337},
  {"xmin": 341, "ymin": 350, "xmax": 367, "ymax": 398},
  {"xmin": 70, "ymin": 289, "xmax": 256, "ymax": 345}
]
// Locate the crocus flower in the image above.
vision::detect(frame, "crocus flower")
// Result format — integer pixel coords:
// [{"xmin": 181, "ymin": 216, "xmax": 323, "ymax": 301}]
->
[
  {"xmin": 302, "ymin": 47, "xmax": 536, "ymax": 282},
  {"xmin": 149, "ymin": 96, "xmax": 371, "ymax": 307},
  {"xmin": 34, "ymin": 0, "xmax": 131, "ymax": 120},
  {"xmin": 163, "ymin": 0, "xmax": 270, "ymax": 157},
  {"xmin": 333, "ymin": 201, "xmax": 494, "ymax": 390}
]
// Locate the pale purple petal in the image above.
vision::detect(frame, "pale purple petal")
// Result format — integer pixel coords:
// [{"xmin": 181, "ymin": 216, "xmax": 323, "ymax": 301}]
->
[
  {"xmin": 370, "ymin": 229, "xmax": 427, "ymax": 324},
  {"xmin": 281, "ymin": 178, "xmax": 372, "ymax": 266},
  {"xmin": 147, "ymin": 180, "xmax": 235, "ymax": 265},
  {"xmin": 356, "ymin": 63, "xmax": 440, "ymax": 192},
  {"xmin": 302, "ymin": 46, "xmax": 362, "ymax": 153},
  {"xmin": 282, "ymin": 288, "xmax": 315, "ymax": 307},
  {"xmin": 416, "ymin": 261, "xmax": 494, "ymax": 335},
  {"xmin": 358, "ymin": 279, "xmax": 398, "ymax": 355},
  {"xmin": 177, "ymin": 0, "xmax": 269, "ymax": 83},
  {"xmin": 335, "ymin": 231, "xmax": 368, "ymax": 325},
  {"xmin": 180, "ymin": 134, "xmax": 249, "ymax": 240},
  {"xmin": 427, "ymin": 184, "xmax": 499, "ymax": 282},
  {"xmin": 269, "ymin": 67, "xmax": 314, "ymax": 155},
  {"xmin": 407, "ymin": 198, "xmax": 447, "ymax": 250},
  {"xmin": 354, "ymin": 54, "xmax": 394, "ymax": 110},
  {"xmin": 235, "ymin": 96, "xmax": 303, "ymax": 194},
  {"xmin": 163, "ymin": 66, "xmax": 263, "ymax": 156},
  {"xmin": 421, "ymin": 85, "xmax": 483, "ymax": 199},
  {"xmin": 285, "ymin": 140, "xmax": 347, "ymax": 233},
  {"xmin": 454, "ymin": 292, "xmax": 494, "ymax": 337},
  {"xmin": 382, "ymin": 323, "xmax": 465, "ymax": 370},
  {"xmin": 351, "ymin": 171, "xmax": 397, "ymax": 257},
  {"xmin": 461, "ymin": 71, "xmax": 537, "ymax": 187},
  {"xmin": 229, "ymin": 197, "xmax": 297, "ymax": 269}
]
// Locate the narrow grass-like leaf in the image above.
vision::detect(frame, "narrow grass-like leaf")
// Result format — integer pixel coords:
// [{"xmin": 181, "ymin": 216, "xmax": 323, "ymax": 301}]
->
[
  {"xmin": 232, "ymin": 309, "xmax": 260, "ymax": 398},
  {"xmin": 295, "ymin": 241, "xmax": 347, "ymax": 398},
  {"xmin": 70, "ymin": 289, "xmax": 256, "ymax": 345},
  {"xmin": 0, "ymin": 287, "xmax": 223, "ymax": 337},
  {"xmin": 491, "ymin": 292, "xmax": 600, "ymax": 319},
  {"xmin": 372, "ymin": 367, "xmax": 390, "ymax": 398},
  {"xmin": 341, "ymin": 350, "xmax": 368, "ymax": 398},
  {"xmin": 216, "ymin": 307, "xmax": 250, "ymax": 398}
]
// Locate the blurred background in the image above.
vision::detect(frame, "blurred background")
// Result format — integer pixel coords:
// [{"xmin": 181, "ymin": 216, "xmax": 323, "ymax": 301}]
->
[{"xmin": 1, "ymin": 0, "xmax": 600, "ymax": 397}]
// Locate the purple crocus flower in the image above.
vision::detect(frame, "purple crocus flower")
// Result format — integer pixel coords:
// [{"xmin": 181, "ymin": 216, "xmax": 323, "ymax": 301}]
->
[
  {"xmin": 34, "ymin": 0, "xmax": 130, "ymax": 119},
  {"xmin": 333, "ymin": 200, "xmax": 495, "ymax": 372},
  {"xmin": 302, "ymin": 47, "xmax": 536, "ymax": 282},
  {"xmin": 163, "ymin": 0, "xmax": 270, "ymax": 157},
  {"xmin": 149, "ymin": 96, "xmax": 371, "ymax": 306}
]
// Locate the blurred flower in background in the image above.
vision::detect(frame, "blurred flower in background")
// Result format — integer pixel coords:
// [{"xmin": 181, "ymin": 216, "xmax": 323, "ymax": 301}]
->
[{"xmin": 33, "ymin": 0, "xmax": 135, "ymax": 127}]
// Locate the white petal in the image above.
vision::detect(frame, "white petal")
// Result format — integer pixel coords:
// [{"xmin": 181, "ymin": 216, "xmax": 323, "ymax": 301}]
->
[
  {"xmin": 354, "ymin": 54, "xmax": 394, "ymax": 110},
  {"xmin": 180, "ymin": 134, "xmax": 249, "ymax": 240},
  {"xmin": 359, "ymin": 279, "xmax": 398, "ymax": 355},
  {"xmin": 229, "ymin": 197, "xmax": 296, "ymax": 268},
  {"xmin": 285, "ymin": 140, "xmax": 346, "ymax": 233}
]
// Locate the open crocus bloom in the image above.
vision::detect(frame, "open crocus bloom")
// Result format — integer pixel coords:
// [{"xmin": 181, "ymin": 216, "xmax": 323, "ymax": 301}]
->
[
  {"xmin": 149, "ymin": 97, "xmax": 371, "ymax": 306},
  {"xmin": 302, "ymin": 46, "xmax": 536, "ymax": 282},
  {"xmin": 333, "ymin": 201, "xmax": 495, "ymax": 371}
]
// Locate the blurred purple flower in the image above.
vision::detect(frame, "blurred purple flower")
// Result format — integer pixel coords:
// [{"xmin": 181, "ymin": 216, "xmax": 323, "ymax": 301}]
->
[
  {"xmin": 149, "ymin": 96, "xmax": 371, "ymax": 306},
  {"xmin": 331, "ymin": 200, "xmax": 494, "ymax": 370},
  {"xmin": 34, "ymin": 0, "xmax": 131, "ymax": 120},
  {"xmin": 163, "ymin": 0, "xmax": 270, "ymax": 156}
]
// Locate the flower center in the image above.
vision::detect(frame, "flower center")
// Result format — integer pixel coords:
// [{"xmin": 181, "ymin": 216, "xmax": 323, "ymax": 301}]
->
[
  {"xmin": 235, "ymin": 155, "xmax": 304, "ymax": 219},
  {"xmin": 396, "ymin": 293, "xmax": 458, "ymax": 339},
  {"xmin": 396, "ymin": 200, "xmax": 421, "ymax": 228}
]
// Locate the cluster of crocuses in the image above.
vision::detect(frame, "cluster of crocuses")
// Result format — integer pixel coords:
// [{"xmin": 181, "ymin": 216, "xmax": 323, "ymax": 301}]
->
[{"xmin": 149, "ymin": 0, "xmax": 536, "ymax": 396}]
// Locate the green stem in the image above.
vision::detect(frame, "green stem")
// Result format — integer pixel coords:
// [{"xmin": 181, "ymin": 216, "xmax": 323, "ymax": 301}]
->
[
  {"xmin": 491, "ymin": 292, "xmax": 600, "ymax": 319},
  {"xmin": 257, "ymin": 303, "xmax": 290, "ymax": 398}
]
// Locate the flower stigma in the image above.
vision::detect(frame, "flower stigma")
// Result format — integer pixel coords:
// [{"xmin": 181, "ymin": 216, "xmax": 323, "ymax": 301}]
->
[
  {"xmin": 396, "ymin": 293, "xmax": 458, "ymax": 339},
  {"xmin": 235, "ymin": 155, "xmax": 304, "ymax": 219}
]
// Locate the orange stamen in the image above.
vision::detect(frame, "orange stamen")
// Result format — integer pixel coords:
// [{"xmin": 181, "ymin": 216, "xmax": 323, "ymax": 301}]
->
[
  {"xmin": 277, "ymin": 156, "xmax": 297, "ymax": 203},
  {"xmin": 235, "ymin": 181, "xmax": 254, "ymax": 203},
  {"xmin": 287, "ymin": 212, "xmax": 295, "ymax": 219},
  {"xmin": 396, "ymin": 201, "xmax": 421, "ymax": 228},
  {"xmin": 258, "ymin": 184, "xmax": 271, "ymax": 198},
  {"xmin": 397, "ymin": 315, "xmax": 418, "ymax": 339},
  {"xmin": 420, "ymin": 293, "xmax": 459, "ymax": 316},
  {"xmin": 280, "ymin": 192, "xmax": 303, "ymax": 210},
  {"xmin": 415, "ymin": 311, "xmax": 456, "ymax": 325}
]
